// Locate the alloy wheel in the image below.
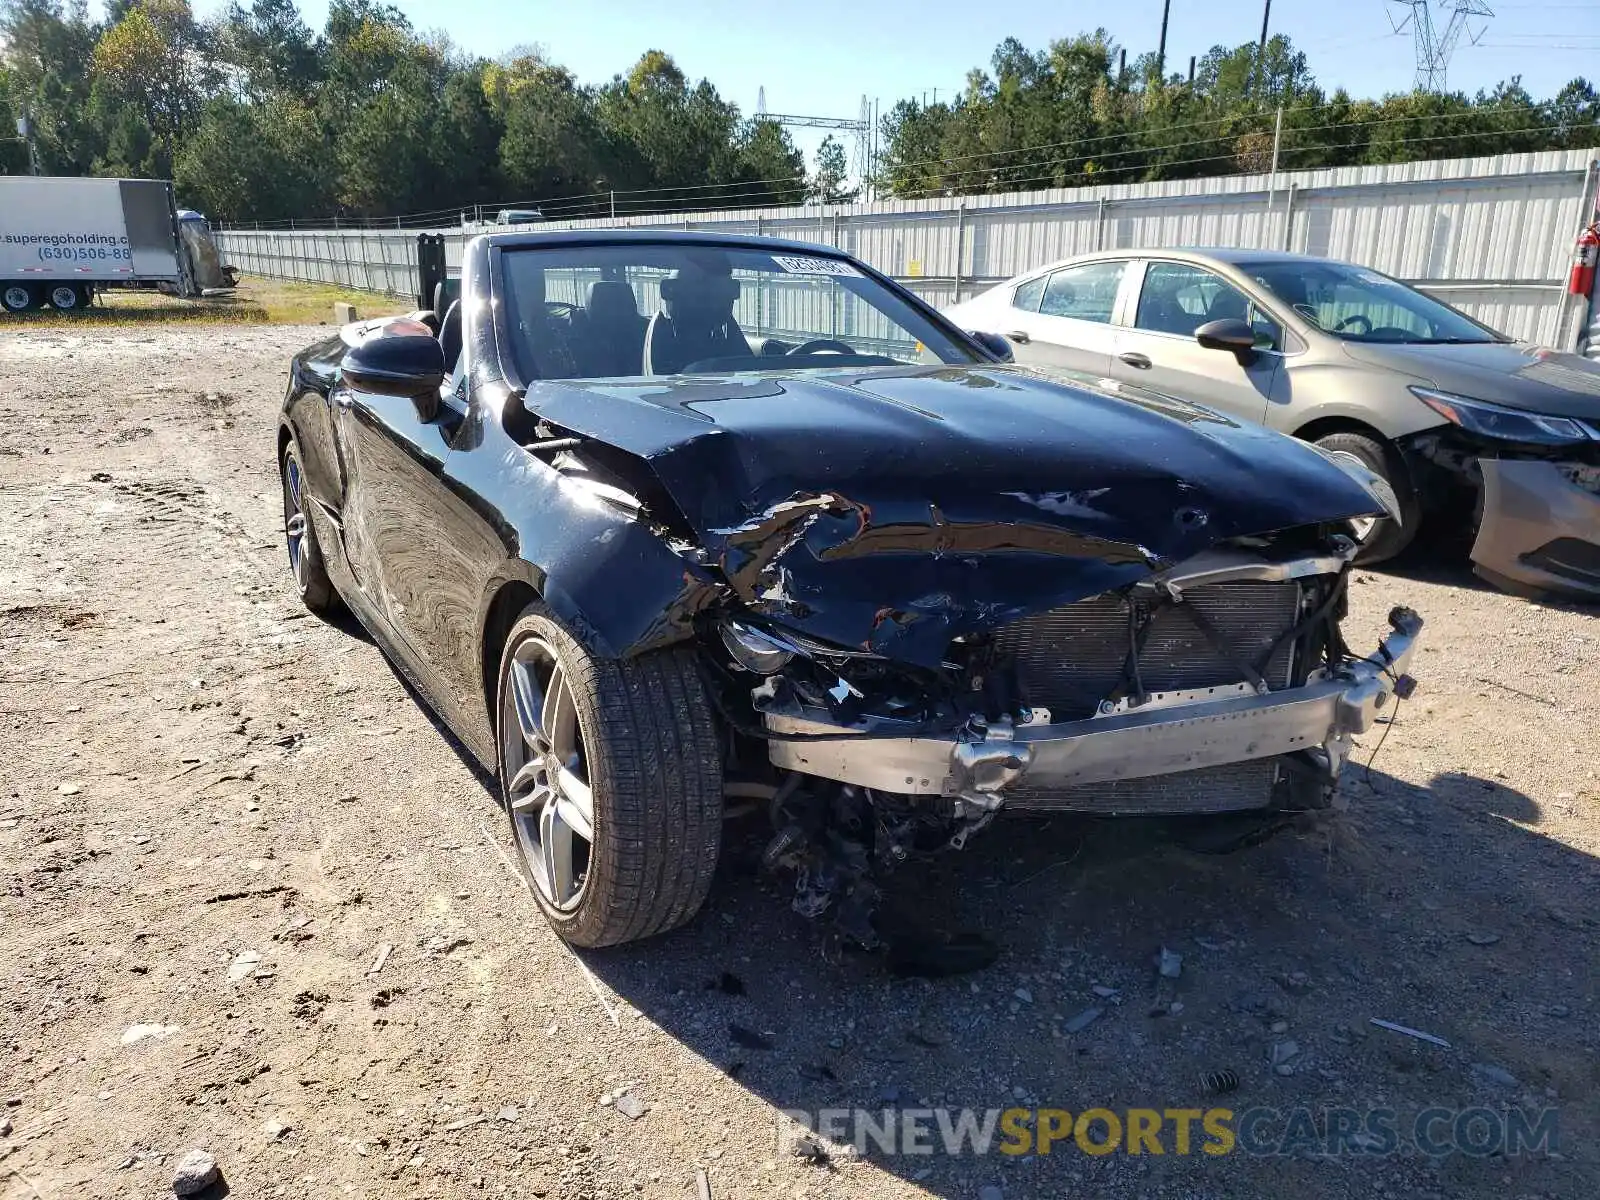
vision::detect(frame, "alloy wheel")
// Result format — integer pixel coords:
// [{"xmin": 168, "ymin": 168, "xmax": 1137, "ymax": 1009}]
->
[
  {"xmin": 282, "ymin": 450, "xmax": 310, "ymax": 593},
  {"xmin": 501, "ymin": 636, "xmax": 595, "ymax": 911}
]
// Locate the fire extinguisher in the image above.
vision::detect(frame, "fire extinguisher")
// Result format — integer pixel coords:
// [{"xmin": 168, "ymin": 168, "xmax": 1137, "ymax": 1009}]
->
[{"xmin": 1571, "ymin": 223, "xmax": 1600, "ymax": 297}]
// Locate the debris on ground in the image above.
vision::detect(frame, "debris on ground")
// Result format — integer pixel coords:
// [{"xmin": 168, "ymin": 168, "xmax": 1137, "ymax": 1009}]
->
[
  {"xmin": 1369, "ymin": 1018, "xmax": 1451, "ymax": 1048},
  {"xmin": 728, "ymin": 1024, "xmax": 775, "ymax": 1051},
  {"xmin": 367, "ymin": 942, "xmax": 393, "ymax": 975},
  {"xmin": 791, "ymin": 1134, "xmax": 830, "ymax": 1165},
  {"xmin": 612, "ymin": 1091, "xmax": 647, "ymax": 1121},
  {"xmin": 1062, "ymin": 1006, "xmax": 1103, "ymax": 1034},
  {"xmin": 1268, "ymin": 1039, "xmax": 1299, "ymax": 1065},
  {"xmin": 226, "ymin": 949, "xmax": 261, "ymax": 983},
  {"xmin": 1199, "ymin": 1069, "xmax": 1239, "ymax": 1095},
  {"xmin": 171, "ymin": 1148, "xmax": 219, "ymax": 1195},
  {"xmin": 1470, "ymin": 1062, "xmax": 1518, "ymax": 1088},
  {"xmin": 121, "ymin": 1024, "xmax": 180, "ymax": 1046},
  {"xmin": 1465, "ymin": 931, "xmax": 1502, "ymax": 946},
  {"xmin": 885, "ymin": 928, "xmax": 999, "ymax": 978},
  {"xmin": 1156, "ymin": 947, "xmax": 1182, "ymax": 978}
]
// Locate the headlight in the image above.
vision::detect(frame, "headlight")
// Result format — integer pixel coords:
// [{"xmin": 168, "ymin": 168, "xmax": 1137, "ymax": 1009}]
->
[
  {"xmin": 1410, "ymin": 387, "xmax": 1596, "ymax": 446},
  {"xmin": 1309, "ymin": 445, "xmax": 1403, "ymax": 523},
  {"xmin": 720, "ymin": 620, "xmax": 795, "ymax": 673}
]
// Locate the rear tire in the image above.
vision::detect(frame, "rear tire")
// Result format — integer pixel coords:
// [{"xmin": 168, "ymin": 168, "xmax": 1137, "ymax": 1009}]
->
[
  {"xmin": 47, "ymin": 284, "xmax": 88, "ymax": 311},
  {"xmin": 2, "ymin": 283, "xmax": 41, "ymax": 313},
  {"xmin": 1314, "ymin": 430, "xmax": 1419, "ymax": 564},
  {"xmin": 280, "ymin": 437, "xmax": 340, "ymax": 616},
  {"xmin": 496, "ymin": 604, "xmax": 723, "ymax": 947}
]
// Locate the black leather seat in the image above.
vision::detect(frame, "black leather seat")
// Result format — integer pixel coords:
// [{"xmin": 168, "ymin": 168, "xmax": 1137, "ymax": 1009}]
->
[
  {"xmin": 580, "ymin": 280, "xmax": 646, "ymax": 376},
  {"xmin": 642, "ymin": 267, "xmax": 743, "ymax": 375}
]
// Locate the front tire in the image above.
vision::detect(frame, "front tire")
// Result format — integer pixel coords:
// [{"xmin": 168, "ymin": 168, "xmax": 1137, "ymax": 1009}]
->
[
  {"xmin": 280, "ymin": 437, "xmax": 340, "ymax": 615},
  {"xmin": 1315, "ymin": 430, "xmax": 1419, "ymax": 564},
  {"xmin": 496, "ymin": 605, "xmax": 723, "ymax": 947}
]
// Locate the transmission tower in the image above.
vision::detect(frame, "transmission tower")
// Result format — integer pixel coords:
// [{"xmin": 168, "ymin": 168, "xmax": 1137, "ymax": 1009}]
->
[
  {"xmin": 1389, "ymin": 1, "xmax": 1494, "ymax": 92},
  {"xmin": 756, "ymin": 89, "xmax": 877, "ymax": 195}
]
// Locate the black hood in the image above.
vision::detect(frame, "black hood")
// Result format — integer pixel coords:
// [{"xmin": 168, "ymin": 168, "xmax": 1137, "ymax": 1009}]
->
[
  {"xmin": 1342, "ymin": 341, "xmax": 1600, "ymax": 420},
  {"xmin": 525, "ymin": 364, "xmax": 1382, "ymax": 664}
]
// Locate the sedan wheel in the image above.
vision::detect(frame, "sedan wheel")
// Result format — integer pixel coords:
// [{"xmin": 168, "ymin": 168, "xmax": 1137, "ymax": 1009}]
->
[
  {"xmin": 503, "ymin": 637, "xmax": 596, "ymax": 911},
  {"xmin": 1314, "ymin": 430, "xmax": 1420, "ymax": 564},
  {"xmin": 280, "ymin": 439, "xmax": 339, "ymax": 615},
  {"xmin": 496, "ymin": 605, "xmax": 724, "ymax": 947}
]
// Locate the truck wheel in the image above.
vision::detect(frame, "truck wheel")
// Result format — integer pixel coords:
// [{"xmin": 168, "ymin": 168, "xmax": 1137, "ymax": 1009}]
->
[
  {"xmin": 1314, "ymin": 430, "xmax": 1420, "ymax": 564},
  {"xmin": 47, "ymin": 284, "xmax": 89, "ymax": 311},
  {"xmin": 496, "ymin": 604, "xmax": 724, "ymax": 947},
  {"xmin": 2, "ymin": 283, "xmax": 41, "ymax": 313}
]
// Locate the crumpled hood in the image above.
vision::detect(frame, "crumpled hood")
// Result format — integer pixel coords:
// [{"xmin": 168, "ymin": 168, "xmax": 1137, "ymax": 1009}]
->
[
  {"xmin": 525, "ymin": 364, "xmax": 1383, "ymax": 664},
  {"xmin": 1342, "ymin": 341, "xmax": 1600, "ymax": 420}
]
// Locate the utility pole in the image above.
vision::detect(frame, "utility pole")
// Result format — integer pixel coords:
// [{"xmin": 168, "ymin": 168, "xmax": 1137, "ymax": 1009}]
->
[
  {"xmin": 1254, "ymin": 0, "xmax": 1273, "ymax": 96},
  {"xmin": 1157, "ymin": 0, "xmax": 1172, "ymax": 80}
]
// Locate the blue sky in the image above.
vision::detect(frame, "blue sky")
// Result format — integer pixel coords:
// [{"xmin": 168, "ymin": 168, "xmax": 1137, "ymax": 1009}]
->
[{"xmin": 183, "ymin": 0, "xmax": 1599, "ymax": 165}]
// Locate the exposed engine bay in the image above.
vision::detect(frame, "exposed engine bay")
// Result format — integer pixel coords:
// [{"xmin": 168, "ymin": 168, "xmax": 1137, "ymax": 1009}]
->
[{"xmin": 699, "ymin": 528, "xmax": 1422, "ymax": 944}]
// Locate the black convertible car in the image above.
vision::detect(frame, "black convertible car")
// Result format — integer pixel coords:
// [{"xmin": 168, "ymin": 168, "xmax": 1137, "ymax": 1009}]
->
[{"xmin": 278, "ymin": 231, "xmax": 1422, "ymax": 947}]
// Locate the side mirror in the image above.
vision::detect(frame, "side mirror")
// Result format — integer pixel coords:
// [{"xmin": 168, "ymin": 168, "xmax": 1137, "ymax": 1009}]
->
[
  {"xmin": 968, "ymin": 330, "xmax": 1015, "ymax": 363},
  {"xmin": 1195, "ymin": 318, "xmax": 1258, "ymax": 364},
  {"xmin": 343, "ymin": 331, "xmax": 447, "ymax": 418}
]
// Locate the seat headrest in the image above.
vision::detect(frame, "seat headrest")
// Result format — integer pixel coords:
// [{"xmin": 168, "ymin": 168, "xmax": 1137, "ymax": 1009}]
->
[
  {"xmin": 432, "ymin": 278, "xmax": 461, "ymax": 323},
  {"xmin": 659, "ymin": 268, "xmax": 740, "ymax": 323},
  {"xmin": 587, "ymin": 280, "xmax": 640, "ymax": 322}
]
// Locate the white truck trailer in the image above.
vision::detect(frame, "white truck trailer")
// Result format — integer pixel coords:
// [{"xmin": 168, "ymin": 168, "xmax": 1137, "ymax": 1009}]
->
[{"xmin": 0, "ymin": 176, "xmax": 235, "ymax": 314}]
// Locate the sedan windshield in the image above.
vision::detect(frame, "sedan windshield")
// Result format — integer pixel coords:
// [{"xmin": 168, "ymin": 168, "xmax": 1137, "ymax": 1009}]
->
[
  {"xmin": 498, "ymin": 243, "xmax": 981, "ymax": 381},
  {"xmin": 1239, "ymin": 260, "xmax": 1505, "ymax": 345}
]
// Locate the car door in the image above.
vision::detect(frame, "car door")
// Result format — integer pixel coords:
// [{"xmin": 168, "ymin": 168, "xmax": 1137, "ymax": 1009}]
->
[
  {"xmin": 331, "ymin": 357, "xmax": 465, "ymax": 676},
  {"xmin": 1000, "ymin": 259, "xmax": 1131, "ymax": 377},
  {"xmin": 1109, "ymin": 260, "xmax": 1285, "ymax": 424}
]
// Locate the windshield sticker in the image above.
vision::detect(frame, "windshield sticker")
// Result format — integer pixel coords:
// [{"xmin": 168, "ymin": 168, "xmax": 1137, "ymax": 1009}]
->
[{"xmin": 771, "ymin": 255, "xmax": 861, "ymax": 277}]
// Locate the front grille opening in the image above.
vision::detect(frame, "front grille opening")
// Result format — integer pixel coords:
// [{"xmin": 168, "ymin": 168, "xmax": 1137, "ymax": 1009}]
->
[{"xmin": 988, "ymin": 581, "xmax": 1304, "ymax": 721}]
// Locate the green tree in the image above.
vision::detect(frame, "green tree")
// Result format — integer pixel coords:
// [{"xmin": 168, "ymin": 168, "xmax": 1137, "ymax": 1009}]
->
[{"xmin": 810, "ymin": 133, "xmax": 855, "ymax": 202}]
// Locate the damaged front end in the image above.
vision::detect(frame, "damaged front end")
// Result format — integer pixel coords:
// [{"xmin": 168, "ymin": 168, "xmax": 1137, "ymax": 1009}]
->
[
  {"xmin": 702, "ymin": 530, "xmax": 1422, "ymax": 941},
  {"xmin": 1402, "ymin": 389, "xmax": 1600, "ymax": 598}
]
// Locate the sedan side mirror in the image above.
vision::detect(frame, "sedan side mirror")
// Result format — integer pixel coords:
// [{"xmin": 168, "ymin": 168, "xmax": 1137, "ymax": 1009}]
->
[
  {"xmin": 1194, "ymin": 318, "xmax": 1259, "ymax": 365},
  {"xmin": 968, "ymin": 331, "xmax": 1015, "ymax": 363},
  {"xmin": 343, "ymin": 331, "xmax": 447, "ymax": 419}
]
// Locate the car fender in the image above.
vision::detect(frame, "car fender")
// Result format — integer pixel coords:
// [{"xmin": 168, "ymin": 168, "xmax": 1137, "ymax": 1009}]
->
[{"xmin": 1277, "ymin": 359, "xmax": 1446, "ymax": 441}]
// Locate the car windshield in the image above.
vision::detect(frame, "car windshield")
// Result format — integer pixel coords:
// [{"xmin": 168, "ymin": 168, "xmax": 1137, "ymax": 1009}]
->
[
  {"xmin": 498, "ymin": 243, "xmax": 981, "ymax": 381},
  {"xmin": 1239, "ymin": 260, "xmax": 1505, "ymax": 345}
]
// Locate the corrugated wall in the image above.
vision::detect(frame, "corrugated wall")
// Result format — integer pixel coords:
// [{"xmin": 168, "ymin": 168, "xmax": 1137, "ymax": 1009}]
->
[{"xmin": 217, "ymin": 147, "xmax": 1600, "ymax": 348}]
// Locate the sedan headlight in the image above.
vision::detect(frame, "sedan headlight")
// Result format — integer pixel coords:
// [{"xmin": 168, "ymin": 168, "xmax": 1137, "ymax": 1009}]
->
[{"xmin": 1411, "ymin": 387, "xmax": 1597, "ymax": 446}]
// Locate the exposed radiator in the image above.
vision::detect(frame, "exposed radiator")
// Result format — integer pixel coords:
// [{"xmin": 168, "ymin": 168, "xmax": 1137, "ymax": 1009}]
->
[
  {"xmin": 1005, "ymin": 759, "xmax": 1280, "ymax": 814},
  {"xmin": 990, "ymin": 581, "xmax": 1305, "ymax": 721}
]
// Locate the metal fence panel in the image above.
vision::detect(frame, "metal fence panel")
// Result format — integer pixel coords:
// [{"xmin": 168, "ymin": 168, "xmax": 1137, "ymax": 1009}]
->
[{"xmin": 215, "ymin": 147, "xmax": 1600, "ymax": 347}]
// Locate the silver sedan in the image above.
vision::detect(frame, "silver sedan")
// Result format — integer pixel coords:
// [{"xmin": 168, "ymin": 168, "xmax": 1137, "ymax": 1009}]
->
[{"xmin": 946, "ymin": 248, "xmax": 1600, "ymax": 599}]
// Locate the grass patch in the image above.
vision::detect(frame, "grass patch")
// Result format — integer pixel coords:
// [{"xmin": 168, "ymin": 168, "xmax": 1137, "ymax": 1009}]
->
[{"xmin": 3, "ymin": 275, "xmax": 406, "ymax": 328}]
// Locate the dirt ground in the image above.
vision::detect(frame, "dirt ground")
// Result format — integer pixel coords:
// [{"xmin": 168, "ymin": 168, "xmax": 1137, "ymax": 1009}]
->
[{"xmin": 1, "ymin": 323, "xmax": 1596, "ymax": 1200}]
